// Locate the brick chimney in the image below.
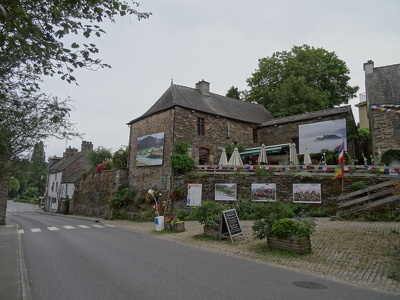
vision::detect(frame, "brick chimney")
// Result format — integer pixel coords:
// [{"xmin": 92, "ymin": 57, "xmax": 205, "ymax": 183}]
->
[
  {"xmin": 64, "ymin": 146, "xmax": 78, "ymax": 159},
  {"xmin": 195, "ymin": 80, "xmax": 210, "ymax": 96},
  {"xmin": 363, "ymin": 60, "xmax": 374, "ymax": 75}
]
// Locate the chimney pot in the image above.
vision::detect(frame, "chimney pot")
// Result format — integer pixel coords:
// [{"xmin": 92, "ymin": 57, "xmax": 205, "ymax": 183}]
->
[{"xmin": 195, "ymin": 80, "xmax": 210, "ymax": 96}]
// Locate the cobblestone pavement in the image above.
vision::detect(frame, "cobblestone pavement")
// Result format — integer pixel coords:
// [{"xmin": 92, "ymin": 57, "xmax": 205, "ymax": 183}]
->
[{"xmin": 103, "ymin": 218, "xmax": 400, "ymax": 295}]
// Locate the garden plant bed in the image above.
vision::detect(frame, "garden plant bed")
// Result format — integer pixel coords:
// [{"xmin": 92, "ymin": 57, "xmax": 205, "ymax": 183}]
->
[
  {"xmin": 203, "ymin": 227, "xmax": 221, "ymax": 239},
  {"xmin": 172, "ymin": 222, "xmax": 185, "ymax": 232},
  {"xmin": 267, "ymin": 234, "xmax": 311, "ymax": 254}
]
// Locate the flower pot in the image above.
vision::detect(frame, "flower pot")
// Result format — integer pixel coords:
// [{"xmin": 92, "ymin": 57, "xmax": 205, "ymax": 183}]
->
[
  {"xmin": 203, "ymin": 226, "xmax": 221, "ymax": 239},
  {"xmin": 267, "ymin": 234, "xmax": 311, "ymax": 254},
  {"xmin": 172, "ymin": 222, "xmax": 185, "ymax": 232}
]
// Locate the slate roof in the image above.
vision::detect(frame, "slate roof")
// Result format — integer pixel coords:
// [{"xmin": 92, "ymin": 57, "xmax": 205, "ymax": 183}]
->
[
  {"xmin": 62, "ymin": 169, "xmax": 84, "ymax": 184},
  {"xmin": 49, "ymin": 153, "xmax": 82, "ymax": 173},
  {"xmin": 128, "ymin": 84, "xmax": 273, "ymax": 124},
  {"xmin": 260, "ymin": 105, "xmax": 353, "ymax": 127}
]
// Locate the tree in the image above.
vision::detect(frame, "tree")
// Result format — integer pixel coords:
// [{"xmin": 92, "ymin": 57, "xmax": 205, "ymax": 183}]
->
[
  {"xmin": 0, "ymin": 0, "xmax": 150, "ymax": 223},
  {"xmin": 27, "ymin": 142, "xmax": 47, "ymax": 196},
  {"xmin": 86, "ymin": 147, "xmax": 112, "ymax": 170},
  {"xmin": 244, "ymin": 45, "xmax": 359, "ymax": 117},
  {"xmin": 8, "ymin": 176, "xmax": 20, "ymax": 198},
  {"xmin": 226, "ymin": 86, "xmax": 241, "ymax": 100},
  {"xmin": 0, "ymin": 0, "xmax": 150, "ymax": 86}
]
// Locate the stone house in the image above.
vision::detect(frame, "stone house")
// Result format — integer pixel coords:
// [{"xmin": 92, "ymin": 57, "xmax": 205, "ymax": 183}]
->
[
  {"xmin": 259, "ymin": 105, "xmax": 358, "ymax": 164},
  {"xmin": 127, "ymin": 80, "xmax": 358, "ymax": 197},
  {"xmin": 44, "ymin": 141, "xmax": 93, "ymax": 212},
  {"xmin": 363, "ymin": 60, "xmax": 400, "ymax": 163},
  {"xmin": 127, "ymin": 80, "xmax": 273, "ymax": 195}
]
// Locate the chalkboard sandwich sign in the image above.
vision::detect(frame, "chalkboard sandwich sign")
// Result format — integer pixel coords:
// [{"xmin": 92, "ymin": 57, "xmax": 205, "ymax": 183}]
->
[{"xmin": 221, "ymin": 209, "xmax": 243, "ymax": 242}]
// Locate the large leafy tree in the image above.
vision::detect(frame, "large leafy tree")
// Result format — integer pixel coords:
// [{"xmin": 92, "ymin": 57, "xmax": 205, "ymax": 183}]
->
[
  {"xmin": 0, "ymin": 0, "xmax": 150, "ymax": 86},
  {"xmin": 0, "ymin": 1, "xmax": 150, "ymax": 223},
  {"xmin": 226, "ymin": 86, "xmax": 241, "ymax": 100},
  {"xmin": 244, "ymin": 45, "xmax": 359, "ymax": 117}
]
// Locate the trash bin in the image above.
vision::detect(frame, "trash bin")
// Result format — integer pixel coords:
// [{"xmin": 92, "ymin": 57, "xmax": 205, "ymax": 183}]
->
[{"xmin": 154, "ymin": 216, "xmax": 164, "ymax": 231}]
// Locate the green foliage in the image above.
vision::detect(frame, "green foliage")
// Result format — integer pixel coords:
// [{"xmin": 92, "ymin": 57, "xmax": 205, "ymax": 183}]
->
[
  {"xmin": 191, "ymin": 201, "xmax": 226, "ymax": 229},
  {"xmin": 231, "ymin": 193, "xmax": 255, "ymax": 220},
  {"xmin": 0, "ymin": 1, "xmax": 151, "ymax": 86},
  {"xmin": 351, "ymin": 181, "xmax": 369, "ymax": 191},
  {"xmin": 112, "ymin": 149, "xmax": 128, "ymax": 169},
  {"xmin": 177, "ymin": 209, "xmax": 189, "ymax": 221},
  {"xmin": 170, "ymin": 142, "xmax": 196, "ymax": 174},
  {"xmin": 271, "ymin": 218, "xmax": 298, "ymax": 238},
  {"xmin": 271, "ymin": 217, "xmax": 316, "ymax": 238},
  {"xmin": 86, "ymin": 147, "xmax": 112, "ymax": 170},
  {"xmin": 27, "ymin": 142, "xmax": 47, "ymax": 195},
  {"xmin": 381, "ymin": 149, "xmax": 400, "ymax": 166},
  {"xmin": 244, "ymin": 44, "xmax": 359, "ymax": 117},
  {"xmin": 225, "ymin": 144, "xmax": 245, "ymax": 160},
  {"xmin": 358, "ymin": 128, "xmax": 372, "ymax": 164},
  {"xmin": 112, "ymin": 188, "xmax": 136, "ymax": 209},
  {"xmin": 252, "ymin": 201, "xmax": 295, "ymax": 240},
  {"xmin": 8, "ymin": 176, "xmax": 20, "ymax": 198},
  {"xmin": 171, "ymin": 185, "xmax": 187, "ymax": 201},
  {"xmin": 254, "ymin": 168, "xmax": 274, "ymax": 176},
  {"xmin": 226, "ymin": 86, "xmax": 242, "ymax": 100}
]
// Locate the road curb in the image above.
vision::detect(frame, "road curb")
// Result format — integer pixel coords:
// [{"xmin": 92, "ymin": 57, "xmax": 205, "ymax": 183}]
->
[{"xmin": 15, "ymin": 222, "xmax": 31, "ymax": 300}]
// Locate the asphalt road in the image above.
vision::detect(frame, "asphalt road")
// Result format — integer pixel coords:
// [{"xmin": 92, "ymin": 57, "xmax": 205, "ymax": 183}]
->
[{"xmin": 7, "ymin": 201, "xmax": 399, "ymax": 300}]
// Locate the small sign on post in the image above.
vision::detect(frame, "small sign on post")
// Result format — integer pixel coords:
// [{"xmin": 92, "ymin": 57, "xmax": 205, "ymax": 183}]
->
[{"xmin": 221, "ymin": 209, "xmax": 243, "ymax": 242}]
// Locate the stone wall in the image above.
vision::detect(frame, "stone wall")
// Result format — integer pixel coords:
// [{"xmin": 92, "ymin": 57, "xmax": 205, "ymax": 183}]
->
[
  {"xmin": 0, "ymin": 179, "xmax": 8, "ymax": 225},
  {"xmin": 72, "ymin": 169, "xmax": 128, "ymax": 218},
  {"xmin": 170, "ymin": 174, "xmax": 389, "ymax": 214},
  {"xmin": 173, "ymin": 106, "xmax": 260, "ymax": 164}
]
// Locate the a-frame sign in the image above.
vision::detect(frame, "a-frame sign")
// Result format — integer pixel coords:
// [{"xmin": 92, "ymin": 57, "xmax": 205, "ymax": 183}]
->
[{"xmin": 220, "ymin": 209, "xmax": 243, "ymax": 242}]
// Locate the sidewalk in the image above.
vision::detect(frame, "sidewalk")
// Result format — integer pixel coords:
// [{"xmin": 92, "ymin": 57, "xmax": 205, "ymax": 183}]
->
[{"xmin": 0, "ymin": 220, "xmax": 27, "ymax": 300}]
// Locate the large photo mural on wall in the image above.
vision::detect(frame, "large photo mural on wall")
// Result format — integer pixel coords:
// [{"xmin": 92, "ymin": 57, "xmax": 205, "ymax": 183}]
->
[
  {"xmin": 299, "ymin": 119, "xmax": 347, "ymax": 154},
  {"xmin": 136, "ymin": 132, "xmax": 165, "ymax": 166}
]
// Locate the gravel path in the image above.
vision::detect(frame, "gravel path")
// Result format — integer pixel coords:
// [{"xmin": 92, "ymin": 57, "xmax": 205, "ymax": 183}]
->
[{"xmin": 103, "ymin": 218, "xmax": 400, "ymax": 295}]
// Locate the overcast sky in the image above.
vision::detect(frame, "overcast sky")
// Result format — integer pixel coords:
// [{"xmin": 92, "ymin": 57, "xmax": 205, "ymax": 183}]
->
[{"xmin": 41, "ymin": 0, "xmax": 400, "ymax": 159}]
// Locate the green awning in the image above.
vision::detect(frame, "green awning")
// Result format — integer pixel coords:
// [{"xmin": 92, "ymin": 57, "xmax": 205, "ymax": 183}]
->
[{"xmin": 239, "ymin": 144, "xmax": 290, "ymax": 157}]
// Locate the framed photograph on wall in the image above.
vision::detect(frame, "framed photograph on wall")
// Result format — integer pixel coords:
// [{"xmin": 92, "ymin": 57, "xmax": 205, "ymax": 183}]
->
[
  {"xmin": 251, "ymin": 183, "xmax": 276, "ymax": 202},
  {"xmin": 136, "ymin": 132, "xmax": 165, "ymax": 166},
  {"xmin": 215, "ymin": 183, "xmax": 237, "ymax": 201},
  {"xmin": 187, "ymin": 184, "xmax": 202, "ymax": 206},
  {"xmin": 293, "ymin": 184, "xmax": 321, "ymax": 203}
]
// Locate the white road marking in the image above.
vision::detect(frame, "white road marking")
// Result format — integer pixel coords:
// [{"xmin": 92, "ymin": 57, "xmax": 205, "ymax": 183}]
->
[
  {"xmin": 77, "ymin": 225, "xmax": 90, "ymax": 229},
  {"xmin": 19, "ymin": 229, "xmax": 24, "ymax": 234},
  {"xmin": 63, "ymin": 225, "xmax": 75, "ymax": 230},
  {"xmin": 92, "ymin": 225, "xmax": 105, "ymax": 228},
  {"xmin": 31, "ymin": 228, "xmax": 41, "ymax": 233},
  {"xmin": 48, "ymin": 227, "xmax": 59, "ymax": 231},
  {"xmin": 104, "ymin": 224, "xmax": 115, "ymax": 227}
]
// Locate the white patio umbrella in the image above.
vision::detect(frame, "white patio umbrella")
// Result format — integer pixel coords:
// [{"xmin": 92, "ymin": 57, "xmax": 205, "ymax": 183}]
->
[
  {"xmin": 228, "ymin": 147, "xmax": 244, "ymax": 166},
  {"xmin": 304, "ymin": 146, "xmax": 312, "ymax": 165},
  {"xmin": 290, "ymin": 143, "xmax": 299, "ymax": 165},
  {"xmin": 218, "ymin": 148, "xmax": 229, "ymax": 166},
  {"xmin": 258, "ymin": 144, "xmax": 268, "ymax": 165}
]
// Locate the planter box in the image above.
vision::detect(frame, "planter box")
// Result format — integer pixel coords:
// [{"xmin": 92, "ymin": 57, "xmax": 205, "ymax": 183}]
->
[
  {"xmin": 203, "ymin": 226, "xmax": 221, "ymax": 239},
  {"xmin": 267, "ymin": 234, "xmax": 311, "ymax": 254},
  {"xmin": 172, "ymin": 222, "xmax": 185, "ymax": 232}
]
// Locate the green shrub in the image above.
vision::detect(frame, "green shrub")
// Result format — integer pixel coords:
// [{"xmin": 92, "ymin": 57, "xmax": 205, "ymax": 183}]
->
[
  {"xmin": 254, "ymin": 168, "xmax": 274, "ymax": 176},
  {"xmin": 252, "ymin": 201, "xmax": 295, "ymax": 240},
  {"xmin": 191, "ymin": 201, "xmax": 226, "ymax": 229},
  {"xmin": 271, "ymin": 218, "xmax": 297, "ymax": 238},
  {"xmin": 170, "ymin": 142, "xmax": 196, "ymax": 174}
]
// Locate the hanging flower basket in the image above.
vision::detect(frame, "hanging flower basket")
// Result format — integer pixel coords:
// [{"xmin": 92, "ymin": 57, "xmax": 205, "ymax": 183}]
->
[{"xmin": 267, "ymin": 234, "xmax": 311, "ymax": 254}]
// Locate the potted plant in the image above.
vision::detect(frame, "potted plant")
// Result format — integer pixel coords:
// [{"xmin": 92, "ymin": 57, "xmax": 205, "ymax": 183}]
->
[
  {"xmin": 191, "ymin": 201, "xmax": 226, "ymax": 238},
  {"xmin": 165, "ymin": 215, "xmax": 185, "ymax": 232},
  {"xmin": 267, "ymin": 216, "xmax": 316, "ymax": 254},
  {"xmin": 252, "ymin": 201, "xmax": 316, "ymax": 254}
]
